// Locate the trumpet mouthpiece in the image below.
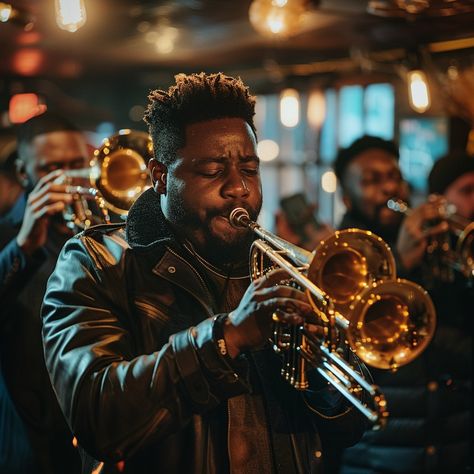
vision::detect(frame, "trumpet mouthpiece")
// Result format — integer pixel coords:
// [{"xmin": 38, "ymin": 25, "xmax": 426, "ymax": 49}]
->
[{"xmin": 229, "ymin": 207, "xmax": 250, "ymax": 228}]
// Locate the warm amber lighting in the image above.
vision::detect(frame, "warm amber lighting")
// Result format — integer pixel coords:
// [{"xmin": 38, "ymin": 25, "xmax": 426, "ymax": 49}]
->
[
  {"xmin": 9, "ymin": 93, "xmax": 47, "ymax": 124},
  {"xmin": 257, "ymin": 139, "xmax": 280, "ymax": 161},
  {"xmin": 0, "ymin": 2, "xmax": 12, "ymax": 22},
  {"xmin": 321, "ymin": 170, "xmax": 337, "ymax": 193},
  {"xmin": 249, "ymin": 0, "xmax": 307, "ymax": 38},
  {"xmin": 55, "ymin": 0, "xmax": 87, "ymax": 32},
  {"xmin": 280, "ymin": 88, "xmax": 300, "ymax": 127},
  {"xmin": 407, "ymin": 69, "xmax": 431, "ymax": 113},
  {"xmin": 13, "ymin": 49, "xmax": 43, "ymax": 76},
  {"xmin": 307, "ymin": 90, "xmax": 326, "ymax": 129}
]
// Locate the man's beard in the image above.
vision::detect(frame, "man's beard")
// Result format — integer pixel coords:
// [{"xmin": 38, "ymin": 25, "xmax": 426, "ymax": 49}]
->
[
  {"xmin": 165, "ymin": 192, "xmax": 261, "ymax": 267},
  {"xmin": 350, "ymin": 203, "xmax": 403, "ymax": 244}
]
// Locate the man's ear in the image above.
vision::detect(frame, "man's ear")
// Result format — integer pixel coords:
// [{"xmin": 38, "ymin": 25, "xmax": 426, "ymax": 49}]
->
[
  {"xmin": 14, "ymin": 159, "xmax": 29, "ymax": 188},
  {"xmin": 148, "ymin": 158, "xmax": 168, "ymax": 194}
]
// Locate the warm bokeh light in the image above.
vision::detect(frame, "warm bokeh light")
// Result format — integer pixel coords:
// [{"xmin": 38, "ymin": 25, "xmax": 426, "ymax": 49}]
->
[
  {"xmin": 321, "ymin": 170, "xmax": 337, "ymax": 193},
  {"xmin": 257, "ymin": 139, "xmax": 280, "ymax": 161},
  {"xmin": 407, "ymin": 69, "xmax": 431, "ymax": 113},
  {"xmin": 9, "ymin": 93, "xmax": 47, "ymax": 124},
  {"xmin": 0, "ymin": 3, "xmax": 12, "ymax": 22},
  {"xmin": 307, "ymin": 89, "xmax": 326, "ymax": 129},
  {"xmin": 55, "ymin": 0, "xmax": 87, "ymax": 32},
  {"xmin": 249, "ymin": 0, "xmax": 307, "ymax": 38},
  {"xmin": 13, "ymin": 49, "xmax": 43, "ymax": 76},
  {"xmin": 280, "ymin": 88, "xmax": 300, "ymax": 127}
]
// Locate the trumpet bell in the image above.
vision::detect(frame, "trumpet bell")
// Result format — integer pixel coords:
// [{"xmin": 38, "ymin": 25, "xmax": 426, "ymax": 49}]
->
[
  {"xmin": 92, "ymin": 129, "xmax": 153, "ymax": 215},
  {"xmin": 307, "ymin": 229, "xmax": 396, "ymax": 309},
  {"xmin": 456, "ymin": 221, "xmax": 474, "ymax": 278},
  {"xmin": 347, "ymin": 278, "xmax": 436, "ymax": 370}
]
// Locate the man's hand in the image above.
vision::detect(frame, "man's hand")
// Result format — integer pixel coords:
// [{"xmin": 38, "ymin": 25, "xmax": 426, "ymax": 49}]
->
[
  {"xmin": 223, "ymin": 268, "xmax": 316, "ymax": 358},
  {"xmin": 396, "ymin": 195, "xmax": 449, "ymax": 271},
  {"xmin": 16, "ymin": 170, "xmax": 73, "ymax": 256}
]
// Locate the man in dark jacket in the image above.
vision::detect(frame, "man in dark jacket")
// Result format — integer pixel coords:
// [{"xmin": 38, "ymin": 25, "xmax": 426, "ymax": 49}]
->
[
  {"xmin": 0, "ymin": 112, "xmax": 85, "ymax": 473},
  {"xmin": 333, "ymin": 136, "xmax": 472, "ymax": 473},
  {"xmin": 41, "ymin": 73, "xmax": 367, "ymax": 474}
]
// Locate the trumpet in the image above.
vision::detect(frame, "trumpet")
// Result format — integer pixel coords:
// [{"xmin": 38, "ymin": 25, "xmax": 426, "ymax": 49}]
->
[
  {"xmin": 387, "ymin": 198, "xmax": 474, "ymax": 280},
  {"xmin": 230, "ymin": 207, "xmax": 436, "ymax": 428},
  {"xmin": 57, "ymin": 129, "xmax": 153, "ymax": 231}
]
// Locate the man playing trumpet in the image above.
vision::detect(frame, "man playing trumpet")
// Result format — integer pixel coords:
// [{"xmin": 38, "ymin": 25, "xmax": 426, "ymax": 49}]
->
[
  {"xmin": 41, "ymin": 73, "xmax": 367, "ymax": 474},
  {"xmin": 0, "ymin": 112, "xmax": 86, "ymax": 473},
  {"xmin": 334, "ymin": 137, "xmax": 472, "ymax": 474}
]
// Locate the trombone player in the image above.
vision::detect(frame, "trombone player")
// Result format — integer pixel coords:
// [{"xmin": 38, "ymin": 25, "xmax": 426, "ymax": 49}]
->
[
  {"xmin": 0, "ymin": 112, "xmax": 85, "ymax": 473},
  {"xmin": 335, "ymin": 137, "xmax": 472, "ymax": 474},
  {"xmin": 41, "ymin": 73, "xmax": 368, "ymax": 474}
]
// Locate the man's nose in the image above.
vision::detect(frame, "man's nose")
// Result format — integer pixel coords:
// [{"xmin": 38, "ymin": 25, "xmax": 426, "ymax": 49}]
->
[
  {"xmin": 222, "ymin": 170, "xmax": 250, "ymax": 199},
  {"xmin": 381, "ymin": 178, "xmax": 400, "ymax": 197}
]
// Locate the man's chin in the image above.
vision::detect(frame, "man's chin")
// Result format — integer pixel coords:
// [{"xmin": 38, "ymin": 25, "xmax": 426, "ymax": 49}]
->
[{"xmin": 378, "ymin": 208, "xmax": 403, "ymax": 228}]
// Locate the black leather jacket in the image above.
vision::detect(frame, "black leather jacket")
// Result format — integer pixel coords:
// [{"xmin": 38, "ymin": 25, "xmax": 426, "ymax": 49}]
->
[{"xmin": 41, "ymin": 190, "xmax": 367, "ymax": 474}]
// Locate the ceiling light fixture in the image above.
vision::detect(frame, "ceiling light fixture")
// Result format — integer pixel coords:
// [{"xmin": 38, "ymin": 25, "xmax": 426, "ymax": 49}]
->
[
  {"xmin": 55, "ymin": 0, "xmax": 87, "ymax": 33},
  {"xmin": 249, "ymin": 0, "xmax": 308, "ymax": 38},
  {"xmin": 280, "ymin": 88, "xmax": 300, "ymax": 127},
  {"xmin": 407, "ymin": 69, "xmax": 431, "ymax": 113}
]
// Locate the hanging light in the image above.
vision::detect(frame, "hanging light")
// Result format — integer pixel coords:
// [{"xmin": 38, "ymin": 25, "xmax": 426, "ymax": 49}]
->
[
  {"xmin": 249, "ymin": 0, "xmax": 308, "ymax": 38},
  {"xmin": 307, "ymin": 89, "xmax": 326, "ymax": 129},
  {"xmin": 55, "ymin": 0, "xmax": 87, "ymax": 33},
  {"xmin": 407, "ymin": 69, "xmax": 431, "ymax": 113},
  {"xmin": 257, "ymin": 139, "xmax": 280, "ymax": 161},
  {"xmin": 321, "ymin": 170, "xmax": 337, "ymax": 193},
  {"xmin": 0, "ymin": 3, "xmax": 12, "ymax": 22},
  {"xmin": 280, "ymin": 88, "xmax": 300, "ymax": 127}
]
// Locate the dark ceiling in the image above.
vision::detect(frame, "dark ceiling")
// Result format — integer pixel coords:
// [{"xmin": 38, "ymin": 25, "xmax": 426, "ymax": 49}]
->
[
  {"xmin": 2, "ymin": 1, "xmax": 474, "ymax": 82},
  {"xmin": 1, "ymin": 1, "xmax": 474, "ymax": 129}
]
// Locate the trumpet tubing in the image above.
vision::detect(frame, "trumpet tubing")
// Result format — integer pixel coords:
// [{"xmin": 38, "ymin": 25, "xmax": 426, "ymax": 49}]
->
[
  {"xmin": 230, "ymin": 207, "xmax": 436, "ymax": 428},
  {"xmin": 387, "ymin": 198, "xmax": 474, "ymax": 279},
  {"xmin": 58, "ymin": 130, "xmax": 153, "ymax": 231}
]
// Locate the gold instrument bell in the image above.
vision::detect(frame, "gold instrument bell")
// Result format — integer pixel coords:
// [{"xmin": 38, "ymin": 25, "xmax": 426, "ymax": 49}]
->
[
  {"xmin": 91, "ymin": 129, "xmax": 152, "ymax": 216},
  {"xmin": 61, "ymin": 129, "xmax": 153, "ymax": 230}
]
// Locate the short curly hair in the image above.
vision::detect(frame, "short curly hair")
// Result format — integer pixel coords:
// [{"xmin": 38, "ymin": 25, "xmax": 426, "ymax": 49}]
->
[
  {"xmin": 144, "ymin": 72, "xmax": 257, "ymax": 165},
  {"xmin": 334, "ymin": 135, "xmax": 399, "ymax": 191}
]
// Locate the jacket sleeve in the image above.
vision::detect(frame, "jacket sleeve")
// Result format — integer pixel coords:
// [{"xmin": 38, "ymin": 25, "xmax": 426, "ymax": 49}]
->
[
  {"xmin": 41, "ymin": 234, "xmax": 249, "ymax": 462},
  {"xmin": 0, "ymin": 236, "xmax": 47, "ymax": 304}
]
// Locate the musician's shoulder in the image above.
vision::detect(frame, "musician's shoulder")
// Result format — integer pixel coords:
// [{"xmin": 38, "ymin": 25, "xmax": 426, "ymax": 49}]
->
[
  {"xmin": 81, "ymin": 222, "xmax": 126, "ymax": 237},
  {"xmin": 78, "ymin": 222, "xmax": 128, "ymax": 249}
]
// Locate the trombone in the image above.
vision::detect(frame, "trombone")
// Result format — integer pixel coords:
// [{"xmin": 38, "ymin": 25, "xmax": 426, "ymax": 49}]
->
[
  {"xmin": 388, "ymin": 198, "xmax": 474, "ymax": 279},
  {"xmin": 230, "ymin": 207, "xmax": 436, "ymax": 429},
  {"xmin": 57, "ymin": 129, "xmax": 153, "ymax": 231}
]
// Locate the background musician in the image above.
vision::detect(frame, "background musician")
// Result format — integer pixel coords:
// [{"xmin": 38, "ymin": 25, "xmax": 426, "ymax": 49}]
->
[
  {"xmin": 0, "ymin": 112, "xmax": 86, "ymax": 473},
  {"xmin": 334, "ymin": 137, "xmax": 472, "ymax": 474}
]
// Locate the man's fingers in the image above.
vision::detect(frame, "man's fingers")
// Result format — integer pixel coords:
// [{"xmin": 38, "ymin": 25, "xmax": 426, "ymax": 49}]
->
[
  {"xmin": 254, "ymin": 284, "xmax": 308, "ymax": 303},
  {"xmin": 33, "ymin": 169, "xmax": 65, "ymax": 190},
  {"xmin": 31, "ymin": 192, "xmax": 73, "ymax": 212},
  {"xmin": 257, "ymin": 267, "xmax": 293, "ymax": 289},
  {"xmin": 422, "ymin": 220, "xmax": 449, "ymax": 238},
  {"xmin": 34, "ymin": 201, "xmax": 66, "ymax": 219},
  {"xmin": 259, "ymin": 297, "xmax": 314, "ymax": 320}
]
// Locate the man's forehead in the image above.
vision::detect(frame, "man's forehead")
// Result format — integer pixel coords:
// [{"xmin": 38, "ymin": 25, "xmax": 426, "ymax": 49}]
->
[
  {"xmin": 349, "ymin": 148, "xmax": 399, "ymax": 173},
  {"xmin": 30, "ymin": 131, "xmax": 87, "ymax": 162},
  {"xmin": 448, "ymin": 170, "xmax": 474, "ymax": 191}
]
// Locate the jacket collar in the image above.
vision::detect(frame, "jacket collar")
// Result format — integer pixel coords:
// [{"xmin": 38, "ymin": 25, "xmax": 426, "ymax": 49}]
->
[
  {"xmin": 125, "ymin": 188, "xmax": 214, "ymax": 313},
  {"xmin": 126, "ymin": 188, "xmax": 175, "ymax": 248}
]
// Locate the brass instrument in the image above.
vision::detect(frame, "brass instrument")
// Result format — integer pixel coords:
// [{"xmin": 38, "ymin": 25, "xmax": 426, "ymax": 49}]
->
[
  {"xmin": 230, "ymin": 207, "xmax": 436, "ymax": 428},
  {"xmin": 388, "ymin": 198, "xmax": 474, "ymax": 280},
  {"xmin": 58, "ymin": 129, "xmax": 153, "ymax": 231}
]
